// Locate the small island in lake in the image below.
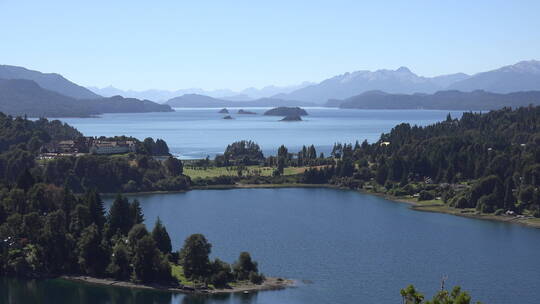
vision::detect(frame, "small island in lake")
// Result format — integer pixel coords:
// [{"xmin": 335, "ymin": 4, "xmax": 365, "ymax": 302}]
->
[
  {"xmin": 238, "ymin": 109, "xmax": 257, "ymax": 115},
  {"xmin": 223, "ymin": 115, "xmax": 234, "ymax": 119},
  {"xmin": 218, "ymin": 108, "xmax": 229, "ymax": 114},
  {"xmin": 281, "ymin": 115, "xmax": 302, "ymax": 121},
  {"xmin": 264, "ymin": 106, "xmax": 308, "ymax": 116}
]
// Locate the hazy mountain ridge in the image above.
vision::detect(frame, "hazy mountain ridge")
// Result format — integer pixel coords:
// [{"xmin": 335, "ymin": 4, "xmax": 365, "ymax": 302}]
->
[
  {"xmin": 329, "ymin": 89, "xmax": 540, "ymax": 110},
  {"xmin": 89, "ymin": 82, "xmax": 314, "ymax": 102},
  {"xmin": 448, "ymin": 60, "xmax": 540, "ymax": 93},
  {"xmin": 166, "ymin": 94, "xmax": 316, "ymax": 108},
  {"xmin": 92, "ymin": 60, "xmax": 539, "ymax": 105},
  {"xmin": 0, "ymin": 79, "xmax": 172, "ymax": 117},
  {"xmin": 277, "ymin": 60, "xmax": 540, "ymax": 103},
  {"xmin": 0, "ymin": 65, "xmax": 101, "ymax": 99},
  {"xmin": 274, "ymin": 67, "xmax": 469, "ymax": 103},
  {"xmin": 6, "ymin": 60, "xmax": 540, "ymax": 109}
]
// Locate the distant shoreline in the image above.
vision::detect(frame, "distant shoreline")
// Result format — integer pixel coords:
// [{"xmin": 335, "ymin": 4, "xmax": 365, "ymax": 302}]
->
[
  {"xmin": 61, "ymin": 275, "xmax": 295, "ymax": 295},
  {"xmin": 102, "ymin": 183, "xmax": 540, "ymax": 229},
  {"xmin": 357, "ymin": 189, "xmax": 540, "ymax": 229}
]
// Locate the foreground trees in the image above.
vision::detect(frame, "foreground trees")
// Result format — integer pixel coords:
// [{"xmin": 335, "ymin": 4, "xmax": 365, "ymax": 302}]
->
[
  {"xmin": 178, "ymin": 234, "xmax": 264, "ymax": 287},
  {"xmin": 0, "ymin": 190, "xmax": 173, "ymax": 284},
  {"xmin": 401, "ymin": 284, "xmax": 482, "ymax": 304},
  {"xmin": 0, "ymin": 183, "xmax": 264, "ymax": 288},
  {"xmin": 179, "ymin": 234, "xmax": 212, "ymax": 280}
]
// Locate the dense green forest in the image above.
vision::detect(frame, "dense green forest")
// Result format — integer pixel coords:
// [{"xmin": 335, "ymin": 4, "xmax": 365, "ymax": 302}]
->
[
  {"xmin": 0, "ymin": 112, "xmax": 262, "ymax": 287},
  {"xmin": 299, "ymin": 106, "xmax": 540, "ymax": 216},
  {"xmin": 42, "ymin": 148, "xmax": 188, "ymax": 193},
  {"xmin": 198, "ymin": 106, "xmax": 540, "ymax": 218},
  {"xmin": 0, "ymin": 189, "xmax": 263, "ymax": 287},
  {"xmin": 0, "ymin": 113, "xmax": 190, "ymax": 193}
]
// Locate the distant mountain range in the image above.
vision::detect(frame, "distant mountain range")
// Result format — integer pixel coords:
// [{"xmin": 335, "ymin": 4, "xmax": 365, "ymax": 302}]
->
[
  {"xmin": 89, "ymin": 60, "xmax": 540, "ymax": 107},
  {"xmin": 327, "ymin": 90, "xmax": 540, "ymax": 110},
  {"xmin": 275, "ymin": 60, "xmax": 540, "ymax": 104},
  {"xmin": 447, "ymin": 60, "xmax": 540, "ymax": 93},
  {"xmin": 0, "ymin": 65, "xmax": 101, "ymax": 99},
  {"xmin": 166, "ymin": 94, "xmax": 315, "ymax": 108},
  {"xmin": 88, "ymin": 82, "xmax": 314, "ymax": 103},
  {"xmin": 0, "ymin": 78, "xmax": 172, "ymax": 118},
  {"xmin": 3, "ymin": 60, "xmax": 540, "ymax": 114}
]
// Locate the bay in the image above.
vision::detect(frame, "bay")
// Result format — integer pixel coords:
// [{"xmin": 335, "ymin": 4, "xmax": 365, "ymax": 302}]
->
[
  {"xmin": 59, "ymin": 108, "xmax": 464, "ymax": 159},
  {"xmin": 4, "ymin": 188, "xmax": 539, "ymax": 304}
]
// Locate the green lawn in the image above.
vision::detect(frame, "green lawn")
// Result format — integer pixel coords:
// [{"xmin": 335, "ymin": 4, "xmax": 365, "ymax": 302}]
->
[
  {"xmin": 414, "ymin": 198, "xmax": 445, "ymax": 206},
  {"xmin": 184, "ymin": 165, "xmax": 306, "ymax": 179}
]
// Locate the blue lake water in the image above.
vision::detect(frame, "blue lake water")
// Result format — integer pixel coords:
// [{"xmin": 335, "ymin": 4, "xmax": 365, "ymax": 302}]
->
[
  {"xmin": 59, "ymin": 108, "xmax": 464, "ymax": 159},
  {"xmin": 5, "ymin": 188, "xmax": 539, "ymax": 304}
]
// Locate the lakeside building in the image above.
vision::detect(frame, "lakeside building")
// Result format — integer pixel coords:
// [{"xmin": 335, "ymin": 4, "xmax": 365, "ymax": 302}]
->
[
  {"xmin": 90, "ymin": 140, "xmax": 136, "ymax": 155},
  {"xmin": 40, "ymin": 137, "xmax": 136, "ymax": 157}
]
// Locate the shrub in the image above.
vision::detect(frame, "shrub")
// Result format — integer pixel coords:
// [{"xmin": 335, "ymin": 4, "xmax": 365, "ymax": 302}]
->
[
  {"xmin": 249, "ymin": 271, "xmax": 265, "ymax": 284},
  {"xmin": 418, "ymin": 190, "xmax": 435, "ymax": 201}
]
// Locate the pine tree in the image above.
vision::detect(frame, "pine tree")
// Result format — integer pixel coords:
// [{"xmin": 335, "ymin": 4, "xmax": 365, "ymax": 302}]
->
[
  {"xmin": 108, "ymin": 194, "xmax": 132, "ymax": 235},
  {"xmin": 179, "ymin": 234, "xmax": 212, "ymax": 279},
  {"xmin": 503, "ymin": 178, "xmax": 516, "ymax": 211},
  {"xmin": 129, "ymin": 199, "xmax": 144, "ymax": 226},
  {"xmin": 152, "ymin": 217, "xmax": 172, "ymax": 254},
  {"xmin": 84, "ymin": 189, "xmax": 106, "ymax": 228}
]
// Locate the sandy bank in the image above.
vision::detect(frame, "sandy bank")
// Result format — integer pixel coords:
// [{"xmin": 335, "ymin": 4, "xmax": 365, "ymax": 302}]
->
[{"xmin": 61, "ymin": 275, "xmax": 295, "ymax": 294}]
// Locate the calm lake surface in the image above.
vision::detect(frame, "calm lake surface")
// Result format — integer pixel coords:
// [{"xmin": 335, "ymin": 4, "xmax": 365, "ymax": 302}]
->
[
  {"xmin": 59, "ymin": 108, "xmax": 464, "ymax": 159},
  {"xmin": 4, "ymin": 188, "xmax": 540, "ymax": 304}
]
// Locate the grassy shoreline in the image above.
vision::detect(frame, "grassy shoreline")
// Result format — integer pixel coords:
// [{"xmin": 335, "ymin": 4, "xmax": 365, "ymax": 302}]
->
[
  {"xmin": 196, "ymin": 183, "xmax": 540, "ymax": 229},
  {"xmin": 106, "ymin": 182, "xmax": 540, "ymax": 229},
  {"xmin": 358, "ymin": 189, "xmax": 540, "ymax": 229},
  {"xmin": 61, "ymin": 275, "xmax": 295, "ymax": 295}
]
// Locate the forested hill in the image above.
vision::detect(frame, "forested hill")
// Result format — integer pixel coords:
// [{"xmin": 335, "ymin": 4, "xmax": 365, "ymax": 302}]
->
[
  {"xmin": 304, "ymin": 105, "xmax": 540, "ymax": 216},
  {"xmin": 0, "ymin": 79, "xmax": 173, "ymax": 117},
  {"xmin": 375, "ymin": 106, "xmax": 540, "ymax": 213},
  {"xmin": 328, "ymin": 90, "xmax": 540, "ymax": 110},
  {"xmin": 0, "ymin": 113, "xmax": 189, "ymax": 194},
  {"xmin": 0, "ymin": 64, "xmax": 101, "ymax": 99}
]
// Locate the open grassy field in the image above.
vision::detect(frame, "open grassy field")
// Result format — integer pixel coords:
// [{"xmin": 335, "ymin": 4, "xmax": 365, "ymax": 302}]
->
[{"xmin": 184, "ymin": 165, "xmax": 307, "ymax": 179}]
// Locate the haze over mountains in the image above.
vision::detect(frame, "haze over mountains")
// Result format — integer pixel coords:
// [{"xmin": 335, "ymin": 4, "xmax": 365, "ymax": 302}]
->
[
  {"xmin": 1, "ymin": 60, "xmax": 540, "ymax": 115},
  {"xmin": 0, "ymin": 65, "xmax": 101, "ymax": 99},
  {"xmin": 327, "ymin": 90, "xmax": 540, "ymax": 110},
  {"xmin": 89, "ymin": 82, "xmax": 314, "ymax": 103},
  {"xmin": 275, "ymin": 60, "xmax": 540, "ymax": 103},
  {"xmin": 0, "ymin": 65, "xmax": 172, "ymax": 117},
  {"xmin": 166, "ymin": 94, "xmax": 315, "ymax": 108},
  {"xmin": 87, "ymin": 60, "xmax": 540, "ymax": 106},
  {"xmin": 447, "ymin": 60, "xmax": 540, "ymax": 93}
]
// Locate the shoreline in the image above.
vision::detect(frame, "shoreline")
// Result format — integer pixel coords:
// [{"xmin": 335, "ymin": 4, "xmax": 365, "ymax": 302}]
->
[
  {"xmin": 194, "ymin": 183, "xmax": 540, "ymax": 229},
  {"xmin": 357, "ymin": 189, "xmax": 540, "ymax": 229},
  {"xmin": 61, "ymin": 275, "xmax": 295, "ymax": 295},
  {"xmin": 103, "ymin": 182, "xmax": 540, "ymax": 229}
]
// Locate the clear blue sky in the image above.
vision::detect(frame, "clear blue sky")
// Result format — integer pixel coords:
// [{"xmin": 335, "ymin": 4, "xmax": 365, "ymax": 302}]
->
[{"xmin": 1, "ymin": 0, "xmax": 539, "ymax": 91}]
